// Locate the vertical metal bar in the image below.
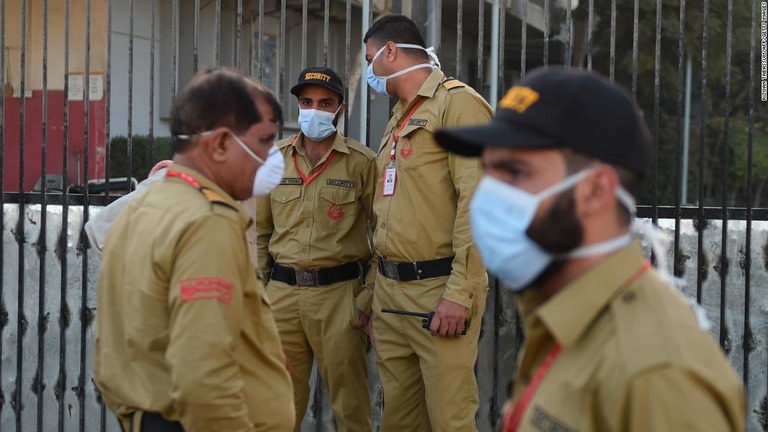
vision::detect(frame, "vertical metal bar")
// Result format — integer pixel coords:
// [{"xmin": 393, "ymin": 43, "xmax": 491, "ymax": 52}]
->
[
  {"xmin": 0, "ymin": 0, "xmax": 6, "ymax": 423},
  {"xmin": 360, "ymin": 0, "xmax": 370, "ymax": 147},
  {"xmin": 80, "ymin": 0, "xmax": 93, "ymax": 428},
  {"xmin": 747, "ymin": 0, "xmax": 756, "ymax": 389},
  {"xmin": 15, "ymin": 0, "xmax": 29, "ymax": 427},
  {"xmin": 36, "ymin": 0, "xmax": 50, "ymax": 430},
  {"xmin": 194, "ymin": 0, "xmax": 200, "ymax": 73},
  {"xmin": 674, "ymin": 0, "xmax": 687, "ymax": 279},
  {"xmin": 718, "ymin": 0, "xmax": 733, "ymax": 355},
  {"xmin": 520, "ymin": 0, "xmax": 527, "ymax": 78},
  {"xmin": 344, "ymin": 0, "xmax": 351, "ymax": 136},
  {"xmin": 365, "ymin": 2, "xmax": 372, "ymax": 148},
  {"xmin": 279, "ymin": 0, "xmax": 287, "ymax": 124},
  {"xmin": 323, "ymin": 0, "xmax": 330, "ymax": 67},
  {"xmin": 565, "ymin": 0, "xmax": 572, "ymax": 67},
  {"xmin": 102, "ymin": 1, "xmax": 113, "ymax": 426},
  {"xmin": 498, "ymin": 0, "xmax": 505, "ymax": 96},
  {"xmin": 477, "ymin": 0, "xmax": 484, "ymax": 93},
  {"xmin": 489, "ymin": 0, "xmax": 499, "ymax": 108},
  {"xmin": 128, "ymin": 0, "xmax": 134, "ymax": 194},
  {"xmin": 586, "ymin": 0, "xmax": 594, "ymax": 71},
  {"xmin": 57, "ymin": 1, "xmax": 72, "ymax": 430},
  {"xmin": 171, "ymin": 0, "xmax": 178, "ymax": 100},
  {"xmin": 652, "ymin": 0, "xmax": 662, "ymax": 224},
  {"xmin": 543, "ymin": 0, "xmax": 549, "ymax": 67},
  {"xmin": 215, "ymin": 0, "xmax": 221, "ymax": 67},
  {"xmin": 434, "ymin": 0, "xmax": 442, "ymax": 54},
  {"xmin": 236, "ymin": 0, "xmax": 243, "ymax": 69},
  {"xmin": 695, "ymin": 0, "xmax": 710, "ymax": 305},
  {"xmin": 631, "ymin": 0, "xmax": 639, "ymax": 95},
  {"xmin": 302, "ymin": 0, "xmax": 308, "ymax": 70},
  {"xmin": 456, "ymin": 0, "xmax": 463, "ymax": 80},
  {"xmin": 258, "ymin": 0, "xmax": 264, "ymax": 82},
  {"xmin": 609, "ymin": 0, "xmax": 616, "ymax": 81},
  {"xmin": 149, "ymin": 0, "xmax": 157, "ymax": 165}
]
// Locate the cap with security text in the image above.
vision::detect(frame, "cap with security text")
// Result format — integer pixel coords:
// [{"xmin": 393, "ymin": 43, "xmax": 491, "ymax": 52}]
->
[
  {"xmin": 434, "ymin": 67, "xmax": 651, "ymax": 177},
  {"xmin": 291, "ymin": 66, "xmax": 345, "ymax": 103}
]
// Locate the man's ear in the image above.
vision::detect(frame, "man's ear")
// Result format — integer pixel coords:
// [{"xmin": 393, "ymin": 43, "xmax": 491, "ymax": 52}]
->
[
  {"xmin": 579, "ymin": 166, "xmax": 620, "ymax": 216},
  {"xmin": 205, "ymin": 128, "xmax": 231, "ymax": 163}
]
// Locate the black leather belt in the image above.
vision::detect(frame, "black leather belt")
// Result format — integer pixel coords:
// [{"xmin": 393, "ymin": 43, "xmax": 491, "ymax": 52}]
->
[
  {"xmin": 377, "ymin": 256, "xmax": 454, "ymax": 282},
  {"xmin": 128, "ymin": 412, "xmax": 184, "ymax": 432},
  {"xmin": 271, "ymin": 262, "xmax": 360, "ymax": 287}
]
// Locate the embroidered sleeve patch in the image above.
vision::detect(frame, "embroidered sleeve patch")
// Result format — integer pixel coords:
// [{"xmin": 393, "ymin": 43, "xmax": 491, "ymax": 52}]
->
[{"xmin": 180, "ymin": 277, "xmax": 233, "ymax": 304}]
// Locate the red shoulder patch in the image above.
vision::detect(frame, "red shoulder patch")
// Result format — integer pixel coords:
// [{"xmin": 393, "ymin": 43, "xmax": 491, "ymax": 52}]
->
[{"xmin": 180, "ymin": 277, "xmax": 233, "ymax": 304}]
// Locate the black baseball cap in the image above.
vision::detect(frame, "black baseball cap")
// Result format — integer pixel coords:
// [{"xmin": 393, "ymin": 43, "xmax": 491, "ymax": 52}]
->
[
  {"xmin": 434, "ymin": 67, "xmax": 651, "ymax": 177},
  {"xmin": 290, "ymin": 66, "xmax": 345, "ymax": 103}
]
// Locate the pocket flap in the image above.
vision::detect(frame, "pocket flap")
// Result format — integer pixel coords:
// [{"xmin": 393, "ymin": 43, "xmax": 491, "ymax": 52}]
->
[{"xmin": 320, "ymin": 187, "xmax": 356, "ymax": 205}]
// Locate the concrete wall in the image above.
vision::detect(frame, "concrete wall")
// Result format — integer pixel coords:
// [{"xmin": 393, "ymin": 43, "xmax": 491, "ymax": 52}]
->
[{"xmin": 2, "ymin": 203, "xmax": 767, "ymax": 431}]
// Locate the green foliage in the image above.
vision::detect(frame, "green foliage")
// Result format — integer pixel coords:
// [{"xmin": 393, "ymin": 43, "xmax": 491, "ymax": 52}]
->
[
  {"xmin": 108, "ymin": 135, "xmax": 173, "ymax": 182},
  {"xmin": 570, "ymin": 0, "xmax": 767, "ymax": 206}
]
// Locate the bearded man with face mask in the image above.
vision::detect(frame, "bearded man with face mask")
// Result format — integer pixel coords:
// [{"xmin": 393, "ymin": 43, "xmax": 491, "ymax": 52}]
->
[
  {"xmin": 93, "ymin": 68, "xmax": 294, "ymax": 431},
  {"xmin": 254, "ymin": 66, "xmax": 376, "ymax": 432},
  {"xmin": 435, "ymin": 67, "xmax": 746, "ymax": 432}
]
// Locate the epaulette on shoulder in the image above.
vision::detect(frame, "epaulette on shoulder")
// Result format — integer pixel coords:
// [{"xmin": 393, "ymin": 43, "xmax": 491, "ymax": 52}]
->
[
  {"xmin": 442, "ymin": 78, "xmax": 467, "ymax": 91},
  {"xmin": 277, "ymin": 135, "xmax": 296, "ymax": 149},
  {"xmin": 201, "ymin": 188, "xmax": 238, "ymax": 211},
  {"xmin": 344, "ymin": 137, "xmax": 377, "ymax": 160}
]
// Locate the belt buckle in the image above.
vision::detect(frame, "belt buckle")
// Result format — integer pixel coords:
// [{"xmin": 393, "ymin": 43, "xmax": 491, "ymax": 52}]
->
[
  {"xmin": 382, "ymin": 261, "xmax": 400, "ymax": 281},
  {"xmin": 295, "ymin": 269, "xmax": 317, "ymax": 287}
]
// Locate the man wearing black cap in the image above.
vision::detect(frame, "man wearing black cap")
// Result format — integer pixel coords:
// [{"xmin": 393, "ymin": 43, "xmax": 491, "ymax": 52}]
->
[
  {"xmin": 254, "ymin": 66, "xmax": 375, "ymax": 432},
  {"xmin": 434, "ymin": 66, "xmax": 746, "ymax": 431}
]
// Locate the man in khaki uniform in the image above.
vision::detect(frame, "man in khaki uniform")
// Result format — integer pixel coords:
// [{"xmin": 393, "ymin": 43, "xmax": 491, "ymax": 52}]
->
[
  {"xmin": 435, "ymin": 67, "xmax": 746, "ymax": 431},
  {"xmin": 94, "ymin": 68, "xmax": 295, "ymax": 431},
  {"xmin": 254, "ymin": 66, "xmax": 375, "ymax": 432},
  {"xmin": 363, "ymin": 15, "xmax": 493, "ymax": 432}
]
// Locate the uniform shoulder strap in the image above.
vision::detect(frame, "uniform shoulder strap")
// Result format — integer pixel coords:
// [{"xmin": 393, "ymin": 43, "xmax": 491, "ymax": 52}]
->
[
  {"xmin": 201, "ymin": 188, "xmax": 239, "ymax": 211},
  {"xmin": 441, "ymin": 77, "xmax": 467, "ymax": 91}
]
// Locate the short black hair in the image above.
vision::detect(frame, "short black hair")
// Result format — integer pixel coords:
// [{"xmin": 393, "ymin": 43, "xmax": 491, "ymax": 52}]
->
[
  {"xmin": 364, "ymin": 14, "xmax": 428, "ymax": 62},
  {"xmin": 170, "ymin": 67, "xmax": 261, "ymax": 153}
]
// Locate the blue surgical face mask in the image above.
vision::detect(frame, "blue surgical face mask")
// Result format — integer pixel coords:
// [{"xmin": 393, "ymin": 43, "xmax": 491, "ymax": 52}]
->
[
  {"xmin": 470, "ymin": 169, "xmax": 636, "ymax": 291},
  {"xmin": 366, "ymin": 43, "xmax": 441, "ymax": 95},
  {"xmin": 298, "ymin": 106, "xmax": 340, "ymax": 141}
]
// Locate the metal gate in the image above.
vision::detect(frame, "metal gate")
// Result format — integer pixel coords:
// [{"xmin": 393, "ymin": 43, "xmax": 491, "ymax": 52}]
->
[{"xmin": 1, "ymin": 0, "xmax": 767, "ymax": 430}]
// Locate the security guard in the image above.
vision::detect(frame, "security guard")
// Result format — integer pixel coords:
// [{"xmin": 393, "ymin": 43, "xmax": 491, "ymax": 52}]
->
[
  {"xmin": 434, "ymin": 67, "xmax": 746, "ymax": 431},
  {"xmin": 94, "ymin": 68, "xmax": 295, "ymax": 431},
  {"xmin": 254, "ymin": 66, "xmax": 375, "ymax": 432},
  {"xmin": 363, "ymin": 15, "xmax": 493, "ymax": 432}
]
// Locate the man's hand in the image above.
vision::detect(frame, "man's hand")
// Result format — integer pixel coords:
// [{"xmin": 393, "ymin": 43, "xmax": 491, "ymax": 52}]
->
[{"xmin": 429, "ymin": 298, "xmax": 469, "ymax": 338}]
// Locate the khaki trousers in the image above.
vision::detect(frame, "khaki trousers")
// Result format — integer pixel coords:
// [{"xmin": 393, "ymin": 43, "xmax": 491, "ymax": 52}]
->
[
  {"xmin": 266, "ymin": 279, "xmax": 372, "ymax": 432},
  {"xmin": 372, "ymin": 272, "xmax": 487, "ymax": 432}
]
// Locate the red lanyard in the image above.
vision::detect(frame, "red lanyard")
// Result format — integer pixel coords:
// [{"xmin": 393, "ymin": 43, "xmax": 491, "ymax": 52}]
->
[
  {"xmin": 290, "ymin": 134, "xmax": 337, "ymax": 186},
  {"xmin": 165, "ymin": 169, "xmax": 202, "ymax": 189},
  {"xmin": 503, "ymin": 260, "xmax": 652, "ymax": 432},
  {"xmin": 389, "ymin": 98, "xmax": 425, "ymax": 165}
]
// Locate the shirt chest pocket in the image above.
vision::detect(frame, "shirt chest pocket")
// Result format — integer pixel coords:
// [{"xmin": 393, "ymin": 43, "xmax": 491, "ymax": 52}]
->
[
  {"xmin": 317, "ymin": 186, "xmax": 358, "ymax": 231},
  {"xmin": 271, "ymin": 186, "xmax": 303, "ymax": 230},
  {"xmin": 397, "ymin": 122, "xmax": 443, "ymax": 172}
]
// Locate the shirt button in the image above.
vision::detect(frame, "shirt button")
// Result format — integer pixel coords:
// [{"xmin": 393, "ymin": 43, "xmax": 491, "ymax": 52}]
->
[
  {"xmin": 307, "ymin": 196, "xmax": 313, "ymax": 201},
  {"xmin": 281, "ymin": 196, "xmax": 287, "ymax": 202},
  {"xmin": 305, "ymin": 222, "xmax": 312, "ymax": 228},
  {"xmin": 469, "ymin": 293, "xmax": 474, "ymax": 299},
  {"xmin": 301, "ymin": 247, "xmax": 308, "ymax": 253},
  {"xmin": 380, "ymin": 222, "xmax": 386, "ymax": 228}
]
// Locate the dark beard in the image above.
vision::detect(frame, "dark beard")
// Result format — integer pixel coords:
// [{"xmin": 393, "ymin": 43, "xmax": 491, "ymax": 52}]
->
[{"xmin": 525, "ymin": 189, "xmax": 584, "ymax": 288}]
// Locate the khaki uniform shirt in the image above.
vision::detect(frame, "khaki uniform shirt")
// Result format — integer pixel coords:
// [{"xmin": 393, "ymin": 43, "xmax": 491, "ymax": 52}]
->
[
  {"xmin": 372, "ymin": 70, "xmax": 493, "ymax": 308},
  {"xmin": 507, "ymin": 241, "xmax": 746, "ymax": 431},
  {"xmin": 93, "ymin": 164, "xmax": 295, "ymax": 432},
  {"xmin": 254, "ymin": 132, "xmax": 377, "ymax": 313}
]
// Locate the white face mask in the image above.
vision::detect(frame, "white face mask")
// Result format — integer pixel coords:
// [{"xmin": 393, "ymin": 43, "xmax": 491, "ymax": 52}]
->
[
  {"xmin": 252, "ymin": 145, "xmax": 284, "ymax": 196},
  {"xmin": 470, "ymin": 168, "xmax": 636, "ymax": 291},
  {"xmin": 366, "ymin": 43, "xmax": 441, "ymax": 95},
  {"xmin": 227, "ymin": 131, "xmax": 276, "ymax": 198}
]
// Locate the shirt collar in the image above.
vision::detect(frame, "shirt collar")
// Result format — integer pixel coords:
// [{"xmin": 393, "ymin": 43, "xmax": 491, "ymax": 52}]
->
[
  {"xmin": 166, "ymin": 163, "xmax": 252, "ymax": 229},
  {"xmin": 291, "ymin": 132, "xmax": 350, "ymax": 156},
  {"xmin": 391, "ymin": 69, "xmax": 445, "ymax": 117},
  {"xmin": 522, "ymin": 241, "xmax": 648, "ymax": 348}
]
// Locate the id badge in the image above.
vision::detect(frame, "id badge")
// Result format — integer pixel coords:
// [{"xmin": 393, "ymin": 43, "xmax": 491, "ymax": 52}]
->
[{"xmin": 382, "ymin": 167, "xmax": 397, "ymax": 196}]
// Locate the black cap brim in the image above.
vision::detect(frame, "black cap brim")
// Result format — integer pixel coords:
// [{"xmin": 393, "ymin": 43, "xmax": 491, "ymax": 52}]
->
[
  {"xmin": 290, "ymin": 82, "xmax": 344, "ymax": 102},
  {"xmin": 434, "ymin": 120, "xmax": 559, "ymax": 157}
]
